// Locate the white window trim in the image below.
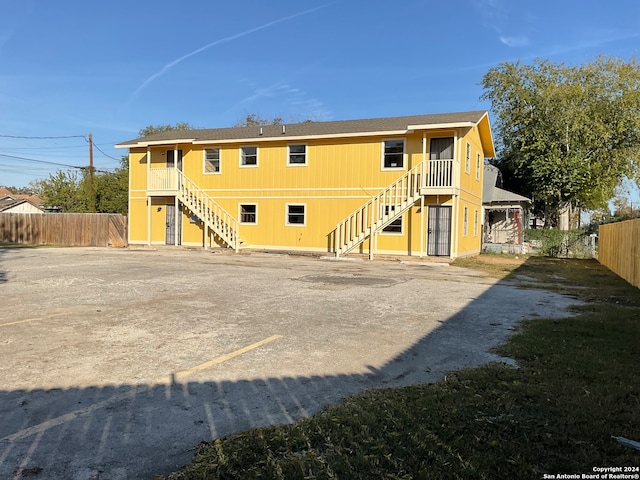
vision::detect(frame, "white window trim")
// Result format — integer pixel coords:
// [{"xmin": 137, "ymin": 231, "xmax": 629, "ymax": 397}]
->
[
  {"xmin": 465, "ymin": 142, "xmax": 471, "ymax": 174},
  {"xmin": 285, "ymin": 203, "xmax": 306, "ymax": 226},
  {"xmin": 239, "ymin": 145, "xmax": 258, "ymax": 168},
  {"xmin": 203, "ymin": 147, "xmax": 221, "ymax": 175},
  {"xmin": 381, "ymin": 138, "xmax": 406, "ymax": 170},
  {"xmin": 239, "ymin": 203, "xmax": 258, "ymax": 225},
  {"xmin": 380, "ymin": 205, "xmax": 404, "ymax": 235},
  {"xmin": 287, "ymin": 144, "xmax": 307, "ymax": 167},
  {"xmin": 463, "ymin": 206, "xmax": 469, "ymax": 237},
  {"xmin": 476, "ymin": 153, "xmax": 481, "ymax": 181}
]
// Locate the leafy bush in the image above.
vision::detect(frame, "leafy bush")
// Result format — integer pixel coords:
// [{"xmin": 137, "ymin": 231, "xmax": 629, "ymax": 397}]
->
[{"xmin": 525, "ymin": 229, "xmax": 594, "ymax": 258}]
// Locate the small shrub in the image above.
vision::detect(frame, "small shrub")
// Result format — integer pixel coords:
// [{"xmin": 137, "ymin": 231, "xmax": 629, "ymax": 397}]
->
[{"xmin": 525, "ymin": 229, "xmax": 594, "ymax": 258}]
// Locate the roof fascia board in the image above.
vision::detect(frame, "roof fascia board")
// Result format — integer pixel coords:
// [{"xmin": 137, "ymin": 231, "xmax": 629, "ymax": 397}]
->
[
  {"xmin": 115, "ymin": 139, "xmax": 197, "ymax": 149},
  {"xmin": 191, "ymin": 130, "xmax": 412, "ymax": 145},
  {"xmin": 407, "ymin": 121, "xmax": 475, "ymax": 130}
]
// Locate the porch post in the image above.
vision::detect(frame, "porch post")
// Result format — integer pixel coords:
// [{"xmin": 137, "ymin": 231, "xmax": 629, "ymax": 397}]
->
[
  {"xmin": 147, "ymin": 196, "xmax": 151, "ymax": 247},
  {"xmin": 174, "ymin": 197, "xmax": 179, "ymax": 247},
  {"xmin": 420, "ymin": 194, "xmax": 425, "ymax": 258}
]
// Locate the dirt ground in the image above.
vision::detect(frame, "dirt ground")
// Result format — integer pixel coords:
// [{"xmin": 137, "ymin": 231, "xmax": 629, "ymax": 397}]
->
[{"xmin": 0, "ymin": 247, "xmax": 581, "ymax": 479}]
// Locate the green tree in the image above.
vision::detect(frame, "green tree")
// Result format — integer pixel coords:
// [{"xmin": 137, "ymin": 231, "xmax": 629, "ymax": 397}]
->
[
  {"xmin": 40, "ymin": 170, "xmax": 88, "ymax": 212},
  {"xmin": 138, "ymin": 122, "xmax": 194, "ymax": 137},
  {"xmin": 234, "ymin": 114, "xmax": 314, "ymax": 127},
  {"xmin": 39, "ymin": 157, "xmax": 129, "ymax": 214},
  {"xmin": 481, "ymin": 56, "xmax": 640, "ymax": 227},
  {"xmin": 94, "ymin": 156, "xmax": 129, "ymax": 215}
]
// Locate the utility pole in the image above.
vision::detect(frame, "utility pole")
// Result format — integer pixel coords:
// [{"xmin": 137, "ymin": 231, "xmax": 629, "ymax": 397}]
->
[{"xmin": 88, "ymin": 133, "xmax": 96, "ymax": 212}]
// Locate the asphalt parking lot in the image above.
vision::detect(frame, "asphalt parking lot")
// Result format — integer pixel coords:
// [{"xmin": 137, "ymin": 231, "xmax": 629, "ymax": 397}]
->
[{"xmin": 0, "ymin": 247, "xmax": 581, "ymax": 479}]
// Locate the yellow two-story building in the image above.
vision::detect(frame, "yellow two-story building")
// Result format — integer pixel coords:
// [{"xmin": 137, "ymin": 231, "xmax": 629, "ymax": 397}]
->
[{"xmin": 116, "ymin": 111, "xmax": 494, "ymax": 259}]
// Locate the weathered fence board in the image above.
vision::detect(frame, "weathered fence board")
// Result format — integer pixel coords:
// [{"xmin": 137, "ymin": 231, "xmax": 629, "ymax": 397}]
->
[
  {"xmin": 599, "ymin": 219, "xmax": 640, "ymax": 289},
  {"xmin": 0, "ymin": 213, "xmax": 128, "ymax": 247}
]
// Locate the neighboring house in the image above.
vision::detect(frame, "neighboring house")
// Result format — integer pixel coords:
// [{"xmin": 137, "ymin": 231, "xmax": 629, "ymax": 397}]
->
[
  {"xmin": 482, "ymin": 164, "xmax": 531, "ymax": 253},
  {"xmin": 116, "ymin": 111, "xmax": 495, "ymax": 259},
  {"xmin": 0, "ymin": 190, "xmax": 45, "ymax": 213}
]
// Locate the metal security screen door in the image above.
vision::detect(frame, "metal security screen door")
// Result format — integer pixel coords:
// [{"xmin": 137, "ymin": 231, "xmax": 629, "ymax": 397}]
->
[
  {"xmin": 427, "ymin": 206, "xmax": 452, "ymax": 256},
  {"xmin": 165, "ymin": 204, "xmax": 182, "ymax": 245}
]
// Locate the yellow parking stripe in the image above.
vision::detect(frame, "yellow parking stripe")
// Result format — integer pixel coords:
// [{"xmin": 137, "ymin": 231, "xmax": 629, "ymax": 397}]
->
[
  {"xmin": 167, "ymin": 334, "xmax": 283, "ymax": 382},
  {"xmin": 0, "ymin": 312, "xmax": 68, "ymax": 328}
]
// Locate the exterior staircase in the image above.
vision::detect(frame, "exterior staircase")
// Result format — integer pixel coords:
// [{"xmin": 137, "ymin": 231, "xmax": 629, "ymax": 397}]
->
[
  {"xmin": 334, "ymin": 161, "xmax": 426, "ymax": 257},
  {"xmin": 176, "ymin": 170, "xmax": 241, "ymax": 251}
]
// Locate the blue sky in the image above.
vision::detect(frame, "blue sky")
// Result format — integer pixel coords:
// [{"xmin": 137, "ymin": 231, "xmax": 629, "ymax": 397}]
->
[{"xmin": 1, "ymin": 0, "xmax": 639, "ymax": 189}]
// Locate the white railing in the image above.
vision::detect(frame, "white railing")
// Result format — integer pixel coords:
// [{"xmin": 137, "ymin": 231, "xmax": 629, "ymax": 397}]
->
[
  {"xmin": 334, "ymin": 161, "xmax": 426, "ymax": 257},
  {"xmin": 176, "ymin": 170, "xmax": 240, "ymax": 252},
  {"xmin": 427, "ymin": 159, "xmax": 453, "ymax": 188},
  {"xmin": 148, "ymin": 168, "xmax": 177, "ymax": 191}
]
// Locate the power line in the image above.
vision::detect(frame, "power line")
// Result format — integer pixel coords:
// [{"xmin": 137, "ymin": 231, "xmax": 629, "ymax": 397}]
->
[
  {"xmin": 0, "ymin": 134, "xmax": 86, "ymax": 139},
  {"xmin": 0, "ymin": 152, "xmax": 83, "ymax": 169},
  {"xmin": 92, "ymin": 142, "xmax": 121, "ymax": 162}
]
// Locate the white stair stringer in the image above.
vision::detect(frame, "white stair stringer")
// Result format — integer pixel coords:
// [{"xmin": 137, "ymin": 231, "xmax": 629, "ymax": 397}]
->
[
  {"xmin": 176, "ymin": 170, "xmax": 241, "ymax": 251},
  {"xmin": 334, "ymin": 161, "xmax": 426, "ymax": 257}
]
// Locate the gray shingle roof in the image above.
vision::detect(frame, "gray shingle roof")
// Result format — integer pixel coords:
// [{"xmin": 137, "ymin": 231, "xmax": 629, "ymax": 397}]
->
[
  {"xmin": 485, "ymin": 186, "xmax": 532, "ymax": 204},
  {"xmin": 117, "ymin": 111, "xmax": 489, "ymax": 147}
]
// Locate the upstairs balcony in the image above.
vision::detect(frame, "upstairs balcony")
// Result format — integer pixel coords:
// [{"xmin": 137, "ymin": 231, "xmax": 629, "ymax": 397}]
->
[
  {"xmin": 147, "ymin": 168, "xmax": 178, "ymax": 195},
  {"xmin": 423, "ymin": 158, "xmax": 454, "ymax": 193},
  {"xmin": 145, "ymin": 158, "xmax": 455, "ymax": 197}
]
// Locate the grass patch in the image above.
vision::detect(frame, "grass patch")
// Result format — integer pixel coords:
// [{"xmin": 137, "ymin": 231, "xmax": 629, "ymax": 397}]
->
[{"xmin": 157, "ymin": 257, "xmax": 640, "ymax": 480}]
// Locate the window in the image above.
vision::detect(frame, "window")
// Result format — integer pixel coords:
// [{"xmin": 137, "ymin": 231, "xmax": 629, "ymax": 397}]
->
[
  {"xmin": 382, "ymin": 205, "xmax": 402, "ymax": 234},
  {"xmin": 476, "ymin": 153, "xmax": 481, "ymax": 180},
  {"xmin": 465, "ymin": 142, "xmax": 471, "ymax": 174},
  {"xmin": 474, "ymin": 209, "xmax": 479, "ymax": 236},
  {"xmin": 463, "ymin": 206, "xmax": 469, "ymax": 236},
  {"xmin": 286, "ymin": 204, "xmax": 305, "ymax": 225},
  {"xmin": 288, "ymin": 144, "xmax": 307, "ymax": 165},
  {"xmin": 204, "ymin": 148, "xmax": 220, "ymax": 173},
  {"xmin": 382, "ymin": 139, "xmax": 405, "ymax": 169},
  {"xmin": 239, "ymin": 204, "xmax": 257, "ymax": 224},
  {"xmin": 240, "ymin": 146, "xmax": 257, "ymax": 166}
]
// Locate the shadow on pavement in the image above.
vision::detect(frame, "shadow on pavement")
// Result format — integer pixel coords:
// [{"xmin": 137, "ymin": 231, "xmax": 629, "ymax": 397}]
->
[{"xmin": 0, "ymin": 258, "xmax": 580, "ymax": 479}]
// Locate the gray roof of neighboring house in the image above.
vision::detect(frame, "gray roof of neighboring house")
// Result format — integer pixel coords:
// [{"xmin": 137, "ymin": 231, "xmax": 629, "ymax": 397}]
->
[
  {"xmin": 117, "ymin": 111, "xmax": 490, "ymax": 147},
  {"xmin": 482, "ymin": 164, "xmax": 531, "ymax": 205},
  {"xmin": 487, "ymin": 187, "xmax": 532, "ymax": 204}
]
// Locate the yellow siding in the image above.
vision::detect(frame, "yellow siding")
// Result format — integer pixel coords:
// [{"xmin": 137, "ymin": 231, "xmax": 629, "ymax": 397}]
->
[{"xmin": 128, "ymin": 126, "xmax": 491, "ymax": 257}]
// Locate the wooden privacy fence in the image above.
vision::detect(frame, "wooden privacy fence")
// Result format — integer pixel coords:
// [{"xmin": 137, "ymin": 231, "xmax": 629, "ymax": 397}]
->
[
  {"xmin": 0, "ymin": 213, "xmax": 128, "ymax": 247},
  {"xmin": 598, "ymin": 219, "xmax": 640, "ymax": 289}
]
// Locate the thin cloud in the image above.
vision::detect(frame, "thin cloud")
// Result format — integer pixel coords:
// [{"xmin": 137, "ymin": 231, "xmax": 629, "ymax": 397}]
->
[
  {"xmin": 500, "ymin": 36, "xmax": 530, "ymax": 47},
  {"xmin": 129, "ymin": 4, "xmax": 331, "ymax": 102}
]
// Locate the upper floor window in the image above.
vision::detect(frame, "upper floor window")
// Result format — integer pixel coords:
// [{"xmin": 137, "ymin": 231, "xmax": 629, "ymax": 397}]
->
[
  {"xmin": 476, "ymin": 153, "xmax": 481, "ymax": 180},
  {"xmin": 204, "ymin": 148, "xmax": 220, "ymax": 174},
  {"xmin": 382, "ymin": 139, "xmax": 405, "ymax": 169},
  {"xmin": 465, "ymin": 143, "xmax": 471, "ymax": 174},
  {"xmin": 240, "ymin": 146, "xmax": 258, "ymax": 167},
  {"xmin": 288, "ymin": 144, "xmax": 307, "ymax": 166}
]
